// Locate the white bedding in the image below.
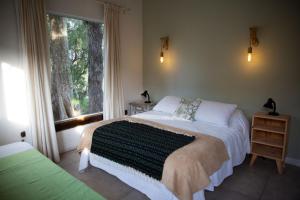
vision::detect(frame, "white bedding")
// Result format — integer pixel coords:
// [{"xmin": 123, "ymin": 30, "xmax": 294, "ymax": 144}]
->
[
  {"xmin": 0, "ymin": 142, "xmax": 33, "ymax": 158},
  {"xmin": 79, "ymin": 110, "xmax": 250, "ymax": 200},
  {"xmin": 135, "ymin": 110, "xmax": 250, "ymax": 166}
]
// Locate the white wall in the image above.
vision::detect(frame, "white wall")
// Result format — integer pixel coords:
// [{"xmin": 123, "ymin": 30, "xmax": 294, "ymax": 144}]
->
[
  {"xmin": 0, "ymin": 0, "xmax": 143, "ymax": 149},
  {"xmin": 0, "ymin": 0, "xmax": 31, "ymax": 145},
  {"xmin": 56, "ymin": 124, "xmax": 87, "ymax": 153},
  {"xmin": 45, "ymin": 0, "xmax": 104, "ymax": 23},
  {"xmin": 118, "ymin": 0, "xmax": 144, "ymax": 107}
]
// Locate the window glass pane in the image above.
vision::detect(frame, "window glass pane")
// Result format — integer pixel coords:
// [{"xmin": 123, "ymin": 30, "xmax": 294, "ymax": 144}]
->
[{"xmin": 47, "ymin": 14, "xmax": 104, "ymax": 121}]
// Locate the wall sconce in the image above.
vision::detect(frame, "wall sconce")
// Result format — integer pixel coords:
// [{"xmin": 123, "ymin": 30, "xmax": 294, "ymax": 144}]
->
[
  {"xmin": 160, "ymin": 36, "xmax": 169, "ymax": 63},
  {"xmin": 248, "ymin": 27, "xmax": 259, "ymax": 62}
]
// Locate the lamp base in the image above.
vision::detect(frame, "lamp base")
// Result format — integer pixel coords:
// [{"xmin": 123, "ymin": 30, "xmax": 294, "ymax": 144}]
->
[
  {"xmin": 268, "ymin": 111, "xmax": 279, "ymax": 116},
  {"xmin": 144, "ymin": 101, "xmax": 152, "ymax": 104}
]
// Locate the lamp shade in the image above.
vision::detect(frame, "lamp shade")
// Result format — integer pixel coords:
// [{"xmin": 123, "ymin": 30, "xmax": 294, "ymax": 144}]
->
[
  {"xmin": 263, "ymin": 98, "xmax": 274, "ymax": 109},
  {"xmin": 263, "ymin": 98, "xmax": 279, "ymax": 116},
  {"xmin": 141, "ymin": 90, "xmax": 151, "ymax": 103},
  {"xmin": 141, "ymin": 90, "xmax": 148, "ymax": 98}
]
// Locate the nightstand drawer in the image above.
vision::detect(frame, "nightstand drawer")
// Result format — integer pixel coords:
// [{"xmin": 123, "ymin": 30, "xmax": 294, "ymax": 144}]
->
[
  {"xmin": 252, "ymin": 143, "xmax": 283, "ymax": 160},
  {"xmin": 252, "ymin": 117, "xmax": 286, "ymax": 133},
  {"xmin": 252, "ymin": 129, "xmax": 284, "ymax": 148}
]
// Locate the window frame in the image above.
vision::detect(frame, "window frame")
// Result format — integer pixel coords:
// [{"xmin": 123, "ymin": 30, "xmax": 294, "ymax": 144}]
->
[
  {"xmin": 47, "ymin": 13, "xmax": 105, "ymax": 129},
  {"xmin": 55, "ymin": 110, "xmax": 128, "ymax": 131},
  {"xmin": 55, "ymin": 112, "xmax": 103, "ymax": 132}
]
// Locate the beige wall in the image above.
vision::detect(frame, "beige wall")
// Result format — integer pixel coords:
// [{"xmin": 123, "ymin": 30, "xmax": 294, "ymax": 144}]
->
[{"xmin": 143, "ymin": 0, "xmax": 300, "ymax": 159}]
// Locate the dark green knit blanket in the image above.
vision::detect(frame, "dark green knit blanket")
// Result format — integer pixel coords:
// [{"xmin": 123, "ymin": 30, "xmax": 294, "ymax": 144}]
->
[{"xmin": 91, "ymin": 120, "xmax": 195, "ymax": 180}]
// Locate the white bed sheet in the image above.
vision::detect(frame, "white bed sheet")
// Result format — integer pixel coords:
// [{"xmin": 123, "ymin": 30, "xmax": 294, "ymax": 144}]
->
[
  {"xmin": 0, "ymin": 142, "xmax": 33, "ymax": 158},
  {"xmin": 79, "ymin": 110, "xmax": 250, "ymax": 200}
]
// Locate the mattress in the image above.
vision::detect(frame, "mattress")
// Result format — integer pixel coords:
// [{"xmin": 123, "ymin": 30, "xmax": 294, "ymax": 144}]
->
[
  {"xmin": 0, "ymin": 142, "xmax": 33, "ymax": 158},
  {"xmin": 79, "ymin": 109, "xmax": 250, "ymax": 200}
]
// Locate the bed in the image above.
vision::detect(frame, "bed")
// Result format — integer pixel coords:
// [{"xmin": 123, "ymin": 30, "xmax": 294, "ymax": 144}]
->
[
  {"xmin": 0, "ymin": 142, "xmax": 105, "ymax": 200},
  {"xmin": 78, "ymin": 100, "xmax": 250, "ymax": 200}
]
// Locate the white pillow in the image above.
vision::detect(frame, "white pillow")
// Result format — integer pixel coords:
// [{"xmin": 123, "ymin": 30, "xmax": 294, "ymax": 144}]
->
[
  {"xmin": 153, "ymin": 96, "xmax": 181, "ymax": 114},
  {"xmin": 195, "ymin": 100, "xmax": 237, "ymax": 127}
]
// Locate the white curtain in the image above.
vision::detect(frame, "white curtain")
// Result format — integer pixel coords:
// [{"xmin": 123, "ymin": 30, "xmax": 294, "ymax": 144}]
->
[
  {"xmin": 19, "ymin": 0, "xmax": 60, "ymax": 162},
  {"xmin": 103, "ymin": 3, "xmax": 125, "ymax": 120}
]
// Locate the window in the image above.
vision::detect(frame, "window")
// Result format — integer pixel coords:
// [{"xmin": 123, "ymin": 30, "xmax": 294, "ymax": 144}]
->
[{"xmin": 47, "ymin": 14, "xmax": 104, "ymax": 122}]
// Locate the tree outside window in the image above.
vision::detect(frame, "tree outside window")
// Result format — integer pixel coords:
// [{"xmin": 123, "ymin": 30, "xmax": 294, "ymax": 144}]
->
[{"xmin": 47, "ymin": 14, "xmax": 104, "ymax": 121}]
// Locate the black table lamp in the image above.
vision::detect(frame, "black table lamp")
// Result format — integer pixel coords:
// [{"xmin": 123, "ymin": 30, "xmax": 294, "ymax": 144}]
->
[
  {"xmin": 141, "ymin": 90, "xmax": 151, "ymax": 103},
  {"xmin": 263, "ymin": 98, "xmax": 279, "ymax": 116}
]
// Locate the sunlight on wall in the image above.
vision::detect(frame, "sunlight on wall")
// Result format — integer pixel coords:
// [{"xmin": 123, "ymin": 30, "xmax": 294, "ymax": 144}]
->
[
  {"xmin": 1, "ymin": 62, "xmax": 29, "ymax": 126},
  {"xmin": 75, "ymin": 125, "xmax": 84, "ymax": 134}
]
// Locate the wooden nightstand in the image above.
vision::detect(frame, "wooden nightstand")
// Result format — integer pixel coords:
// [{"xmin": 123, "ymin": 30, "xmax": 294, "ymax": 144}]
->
[
  {"xmin": 129, "ymin": 101, "xmax": 156, "ymax": 115},
  {"xmin": 250, "ymin": 112, "xmax": 290, "ymax": 174}
]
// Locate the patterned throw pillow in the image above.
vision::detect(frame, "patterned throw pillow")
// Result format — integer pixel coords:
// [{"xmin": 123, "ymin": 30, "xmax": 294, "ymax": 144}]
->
[{"xmin": 175, "ymin": 98, "xmax": 202, "ymax": 121}]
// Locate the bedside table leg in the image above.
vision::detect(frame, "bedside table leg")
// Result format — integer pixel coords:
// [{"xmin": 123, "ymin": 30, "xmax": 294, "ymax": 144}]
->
[
  {"xmin": 250, "ymin": 154, "xmax": 257, "ymax": 166},
  {"xmin": 276, "ymin": 160, "xmax": 283, "ymax": 174}
]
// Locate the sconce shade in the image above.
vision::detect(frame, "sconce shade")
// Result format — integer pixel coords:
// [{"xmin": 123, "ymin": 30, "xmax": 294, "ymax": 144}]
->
[
  {"xmin": 263, "ymin": 98, "xmax": 279, "ymax": 116},
  {"xmin": 141, "ymin": 90, "xmax": 151, "ymax": 103},
  {"xmin": 247, "ymin": 27, "xmax": 258, "ymax": 62},
  {"xmin": 248, "ymin": 46, "xmax": 252, "ymax": 62},
  {"xmin": 160, "ymin": 51, "xmax": 164, "ymax": 63}
]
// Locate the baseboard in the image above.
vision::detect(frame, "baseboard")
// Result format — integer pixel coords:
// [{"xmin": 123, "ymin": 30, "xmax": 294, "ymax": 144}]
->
[{"xmin": 285, "ymin": 157, "xmax": 300, "ymax": 167}]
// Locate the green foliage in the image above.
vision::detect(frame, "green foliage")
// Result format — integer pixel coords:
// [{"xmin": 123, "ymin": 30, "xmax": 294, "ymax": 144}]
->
[
  {"xmin": 66, "ymin": 18, "xmax": 89, "ymax": 115},
  {"xmin": 48, "ymin": 15, "xmax": 103, "ymax": 117},
  {"xmin": 80, "ymin": 96, "xmax": 89, "ymax": 114},
  {"xmin": 67, "ymin": 19, "xmax": 88, "ymax": 98}
]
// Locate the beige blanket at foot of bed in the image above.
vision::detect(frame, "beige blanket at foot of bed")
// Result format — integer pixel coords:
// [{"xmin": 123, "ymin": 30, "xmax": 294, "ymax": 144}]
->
[{"xmin": 77, "ymin": 117, "xmax": 229, "ymax": 200}]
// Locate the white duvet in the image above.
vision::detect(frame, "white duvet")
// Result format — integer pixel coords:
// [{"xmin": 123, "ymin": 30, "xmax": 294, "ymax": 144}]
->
[
  {"xmin": 135, "ymin": 110, "xmax": 250, "ymax": 166},
  {"xmin": 79, "ymin": 109, "xmax": 250, "ymax": 200}
]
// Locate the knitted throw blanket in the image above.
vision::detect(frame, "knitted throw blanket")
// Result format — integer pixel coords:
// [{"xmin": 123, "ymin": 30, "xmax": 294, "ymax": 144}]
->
[{"xmin": 91, "ymin": 120, "xmax": 195, "ymax": 180}]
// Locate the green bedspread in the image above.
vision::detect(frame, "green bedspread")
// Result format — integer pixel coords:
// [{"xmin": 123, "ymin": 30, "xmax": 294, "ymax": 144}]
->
[{"xmin": 0, "ymin": 149, "xmax": 105, "ymax": 200}]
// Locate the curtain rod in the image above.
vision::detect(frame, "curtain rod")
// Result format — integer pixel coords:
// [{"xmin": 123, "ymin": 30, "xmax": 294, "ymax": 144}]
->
[{"xmin": 96, "ymin": 0, "xmax": 131, "ymax": 13}]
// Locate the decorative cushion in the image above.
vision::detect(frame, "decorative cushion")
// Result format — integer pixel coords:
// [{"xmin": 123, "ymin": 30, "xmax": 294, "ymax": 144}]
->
[
  {"xmin": 175, "ymin": 98, "xmax": 202, "ymax": 121},
  {"xmin": 153, "ymin": 96, "xmax": 181, "ymax": 114},
  {"xmin": 195, "ymin": 100, "xmax": 237, "ymax": 126}
]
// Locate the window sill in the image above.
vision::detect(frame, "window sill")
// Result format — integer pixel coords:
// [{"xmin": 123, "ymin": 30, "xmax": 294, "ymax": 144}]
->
[{"xmin": 55, "ymin": 112, "xmax": 103, "ymax": 132}]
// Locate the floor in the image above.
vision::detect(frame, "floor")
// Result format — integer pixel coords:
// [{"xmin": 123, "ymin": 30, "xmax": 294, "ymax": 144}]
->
[{"xmin": 59, "ymin": 151, "xmax": 300, "ymax": 200}]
